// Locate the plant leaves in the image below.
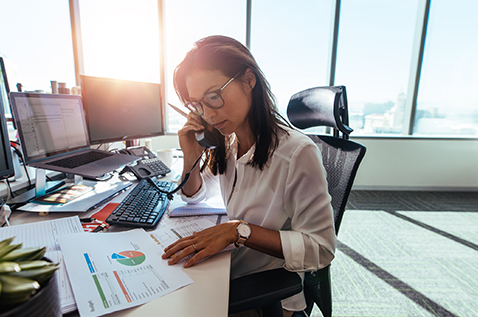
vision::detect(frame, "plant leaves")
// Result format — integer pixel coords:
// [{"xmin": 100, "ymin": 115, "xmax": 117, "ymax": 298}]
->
[
  {"xmin": 0, "ymin": 247, "xmax": 46, "ymax": 262},
  {"xmin": 0, "ymin": 262, "xmax": 21, "ymax": 274}
]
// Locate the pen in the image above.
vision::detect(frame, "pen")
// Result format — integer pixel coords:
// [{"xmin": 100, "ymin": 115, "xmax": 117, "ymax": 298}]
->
[
  {"xmin": 92, "ymin": 223, "xmax": 109, "ymax": 233},
  {"xmin": 80, "ymin": 217, "xmax": 96, "ymax": 223},
  {"xmin": 168, "ymin": 103, "xmax": 188, "ymax": 118}
]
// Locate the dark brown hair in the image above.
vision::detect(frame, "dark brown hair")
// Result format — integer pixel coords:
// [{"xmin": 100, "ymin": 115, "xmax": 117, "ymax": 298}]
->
[{"xmin": 173, "ymin": 35, "xmax": 289, "ymax": 174}]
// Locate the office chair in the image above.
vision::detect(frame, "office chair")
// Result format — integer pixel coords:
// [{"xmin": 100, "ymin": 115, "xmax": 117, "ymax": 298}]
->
[{"xmin": 228, "ymin": 86, "xmax": 366, "ymax": 317}]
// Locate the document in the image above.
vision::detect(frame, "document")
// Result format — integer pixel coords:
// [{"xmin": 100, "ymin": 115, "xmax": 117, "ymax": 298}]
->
[
  {"xmin": 168, "ymin": 193, "xmax": 227, "ymax": 217},
  {"xmin": 150, "ymin": 217, "xmax": 217, "ymax": 254},
  {"xmin": 0, "ymin": 216, "xmax": 84, "ymax": 314},
  {"xmin": 17, "ymin": 180, "xmax": 132, "ymax": 212},
  {"xmin": 58, "ymin": 228, "xmax": 194, "ymax": 317}
]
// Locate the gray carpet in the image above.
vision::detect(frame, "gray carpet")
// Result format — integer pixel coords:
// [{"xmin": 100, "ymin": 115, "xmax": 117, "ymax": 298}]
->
[
  {"xmin": 310, "ymin": 210, "xmax": 478, "ymax": 317},
  {"xmin": 346, "ymin": 191, "xmax": 478, "ymax": 212}
]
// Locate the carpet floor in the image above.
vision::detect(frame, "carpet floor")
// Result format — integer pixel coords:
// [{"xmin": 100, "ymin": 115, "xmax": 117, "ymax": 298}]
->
[{"xmin": 309, "ymin": 191, "xmax": 478, "ymax": 317}]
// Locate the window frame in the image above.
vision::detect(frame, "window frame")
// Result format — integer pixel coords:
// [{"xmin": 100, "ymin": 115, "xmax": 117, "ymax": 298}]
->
[{"xmin": 65, "ymin": 0, "xmax": 476, "ymax": 139}]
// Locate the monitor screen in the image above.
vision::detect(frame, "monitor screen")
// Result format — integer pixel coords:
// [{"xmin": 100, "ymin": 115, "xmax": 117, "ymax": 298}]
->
[
  {"xmin": 0, "ymin": 57, "xmax": 12, "ymax": 119},
  {"xmin": 9, "ymin": 92, "xmax": 90, "ymax": 164},
  {"xmin": 0, "ymin": 97, "xmax": 14, "ymax": 180},
  {"xmin": 80, "ymin": 75, "xmax": 164, "ymax": 145}
]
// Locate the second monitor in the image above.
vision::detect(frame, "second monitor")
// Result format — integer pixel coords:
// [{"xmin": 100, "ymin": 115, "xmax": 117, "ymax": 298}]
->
[{"xmin": 80, "ymin": 75, "xmax": 164, "ymax": 146}]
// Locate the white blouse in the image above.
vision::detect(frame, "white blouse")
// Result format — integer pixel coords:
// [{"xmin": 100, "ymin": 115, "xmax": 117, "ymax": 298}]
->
[{"xmin": 181, "ymin": 126, "xmax": 336, "ymax": 311}]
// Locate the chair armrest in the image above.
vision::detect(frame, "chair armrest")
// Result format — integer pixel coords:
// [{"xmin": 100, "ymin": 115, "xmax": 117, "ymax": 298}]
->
[{"xmin": 229, "ymin": 268, "xmax": 302, "ymax": 314}]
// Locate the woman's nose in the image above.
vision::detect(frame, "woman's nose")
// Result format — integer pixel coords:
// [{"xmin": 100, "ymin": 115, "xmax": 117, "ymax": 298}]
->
[{"xmin": 201, "ymin": 107, "xmax": 216, "ymax": 123}]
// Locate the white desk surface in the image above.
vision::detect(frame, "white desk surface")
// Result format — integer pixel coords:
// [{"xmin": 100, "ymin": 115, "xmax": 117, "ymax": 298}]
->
[{"xmin": 7, "ymin": 175, "xmax": 231, "ymax": 317}]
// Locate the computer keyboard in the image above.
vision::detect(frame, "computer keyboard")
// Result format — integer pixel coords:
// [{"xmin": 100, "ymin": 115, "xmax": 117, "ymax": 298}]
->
[
  {"xmin": 105, "ymin": 178, "xmax": 175, "ymax": 229},
  {"xmin": 46, "ymin": 151, "xmax": 112, "ymax": 168}
]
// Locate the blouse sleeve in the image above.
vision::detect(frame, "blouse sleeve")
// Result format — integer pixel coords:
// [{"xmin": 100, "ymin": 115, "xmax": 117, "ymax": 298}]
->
[{"xmin": 279, "ymin": 141, "xmax": 336, "ymax": 272}]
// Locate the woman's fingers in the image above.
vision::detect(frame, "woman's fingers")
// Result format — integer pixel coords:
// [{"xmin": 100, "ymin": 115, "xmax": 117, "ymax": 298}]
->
[{"xmin": 166, "ymin": 244, "xmax": 198, "ymax": 266}]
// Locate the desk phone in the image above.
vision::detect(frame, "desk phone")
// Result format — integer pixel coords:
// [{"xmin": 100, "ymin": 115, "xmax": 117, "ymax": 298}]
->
[{"xmin": 119, "ymin": 146, "xmax": 171, "ymax": 179}]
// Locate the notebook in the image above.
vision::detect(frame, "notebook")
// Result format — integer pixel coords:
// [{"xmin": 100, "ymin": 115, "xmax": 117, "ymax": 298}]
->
[{"xmin": 9, "ymin": 92, "xmax": 140, "ymax": 179}]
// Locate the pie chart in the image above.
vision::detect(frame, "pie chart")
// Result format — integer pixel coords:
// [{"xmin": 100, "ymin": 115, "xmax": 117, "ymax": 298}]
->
[{"xmin": 112, "ymin": 250, "xmax": 146, "ymax": 266}]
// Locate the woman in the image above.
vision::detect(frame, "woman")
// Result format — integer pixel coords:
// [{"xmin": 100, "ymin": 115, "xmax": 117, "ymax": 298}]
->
[{"xmin": 162, "ymin": 35, "xmax": 336, "ymax": 315}]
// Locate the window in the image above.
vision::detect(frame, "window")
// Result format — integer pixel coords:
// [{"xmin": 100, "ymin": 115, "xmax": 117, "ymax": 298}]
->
[
  {"xmin": 163, "ymin": 0, "xmax": 246, "ymax": 132},
  {"xmin": 335, "ymin": 0, "xmax": 418, "ymax": 135},
  {"xmin": 79, "ymin": 0, "xmax": 160, "ymax": 83},
  {"xmin": 0, "ymin": 1, "xmax": 75, "ymax": 97},
  {"xmin": 250, "ymin": 0, "xmax": 333, "ymax": 117},
  {"xmin": 414, "ymin": 0, "xmax": 478, "ymax": 136}
]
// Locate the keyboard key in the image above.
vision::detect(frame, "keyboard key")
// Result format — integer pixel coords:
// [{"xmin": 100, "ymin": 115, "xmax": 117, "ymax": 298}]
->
[
  {"xmin": 46, "ymin": 151, "xmax": 112, "ymax": 168},
  {"xmin": 105, "ymin": 179, "xmax": 175, "ymax": 229}
]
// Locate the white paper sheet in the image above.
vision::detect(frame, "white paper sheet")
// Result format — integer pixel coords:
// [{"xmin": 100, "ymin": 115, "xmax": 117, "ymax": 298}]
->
[
  {"xmin": 58, "ymin": 228, "xmax": 194, "ymax": 317},
  {"xmin": 0, "ymin": 216, "xmax": 84, "ymax": 313},
  {"xmin": 150, "ymin": 217, "xmax": 217, "ymax": 254}
]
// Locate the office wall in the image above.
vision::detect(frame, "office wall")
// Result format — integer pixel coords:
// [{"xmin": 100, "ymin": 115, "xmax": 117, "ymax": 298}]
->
[
  {"xmin": 153, "ymin": 135, "xmax": 478, "ymax": 191},
  {"xmin": 351, "ymin": 137, "xmax": 478, "ymax": 191}
]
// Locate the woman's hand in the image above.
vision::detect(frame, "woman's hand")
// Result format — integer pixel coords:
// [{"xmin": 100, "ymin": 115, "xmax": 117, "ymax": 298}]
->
[{"xmin": 162, "ymin": 221, "xmax": 239, "ymax": 268}]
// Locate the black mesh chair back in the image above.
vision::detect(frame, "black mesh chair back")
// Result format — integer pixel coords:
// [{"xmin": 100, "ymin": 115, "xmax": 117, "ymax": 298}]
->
[
  {"xmin": 310, "ymin": 135, "xmax": 366, "ymax": 234},
  {"xmin": 288, "ymin": 86, "xmax": 366, "ymax": 317},
  {"xmin": 297, "ymin": 135, "xmax": 365, "ymax": 317}
]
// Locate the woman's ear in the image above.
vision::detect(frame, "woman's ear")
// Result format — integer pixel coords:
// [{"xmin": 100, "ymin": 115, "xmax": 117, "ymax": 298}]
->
[{"xmin": 244, "ymin": 68, "xmax": 256, "ymax": 90}]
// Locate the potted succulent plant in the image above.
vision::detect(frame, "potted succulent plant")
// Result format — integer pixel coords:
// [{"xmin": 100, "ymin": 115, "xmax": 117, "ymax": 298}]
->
[{"xmin": 0, "ymin": 237, "xmax": 60, "ymax": 317}]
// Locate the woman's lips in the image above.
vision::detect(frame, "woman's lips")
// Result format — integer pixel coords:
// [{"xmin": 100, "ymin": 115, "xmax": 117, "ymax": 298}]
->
[{"xmin": 212, "ymin": 120, "xmax": 226, "ymax": 130}]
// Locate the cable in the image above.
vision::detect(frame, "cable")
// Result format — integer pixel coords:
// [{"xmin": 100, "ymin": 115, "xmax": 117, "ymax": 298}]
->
[
  {"xmin": 10, "ymin": 141, "xmax": 32, "ymax": 187},
  {"xmin": 146, "ymin": 149, "xmax": 206, "ymax": 201},
  {"xmin": 1, "ymin": 180, "xmax": 12, "ymax": 201},
  {"xmin": 4, "ymin": 179, "xmax": 14, "ymax": 198}
]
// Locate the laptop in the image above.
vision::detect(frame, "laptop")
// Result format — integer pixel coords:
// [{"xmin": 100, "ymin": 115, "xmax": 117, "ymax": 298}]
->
[{"xmin": 9, "ymin": 92, "xmax": 141, "ymax": 179}]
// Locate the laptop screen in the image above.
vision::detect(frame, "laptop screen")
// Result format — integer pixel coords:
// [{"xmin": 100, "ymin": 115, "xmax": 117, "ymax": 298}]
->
[{"xmin": 10, "ymin": 92, "xmax": 90, "ymax": 164}]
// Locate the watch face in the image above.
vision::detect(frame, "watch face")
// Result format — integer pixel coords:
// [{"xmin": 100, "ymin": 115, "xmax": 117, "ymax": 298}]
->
[{"xmin": 238, "ymin": 223, "xmax": 251, "ymax": 237}]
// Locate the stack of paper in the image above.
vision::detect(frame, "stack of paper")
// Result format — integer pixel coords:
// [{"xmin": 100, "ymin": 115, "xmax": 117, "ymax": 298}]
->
[{"xmin": 0, "ymin": 216, "xmax": 84, "ymax": 313}]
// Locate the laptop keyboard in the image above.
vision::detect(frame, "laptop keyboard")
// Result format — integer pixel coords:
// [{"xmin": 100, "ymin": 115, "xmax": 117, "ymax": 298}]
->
[
  {"xmin": 105, "ymin": 178, "xmax": 175, "ymax": 229},
  {"xmin": 46, "ymin": 151, "xmax": 113, "ymax": 169}
]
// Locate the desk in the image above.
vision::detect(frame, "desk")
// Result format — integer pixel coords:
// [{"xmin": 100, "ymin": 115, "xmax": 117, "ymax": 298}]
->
[{"xmin": 7, "ymin": 172, "xmax": 231, "ymax": 316}]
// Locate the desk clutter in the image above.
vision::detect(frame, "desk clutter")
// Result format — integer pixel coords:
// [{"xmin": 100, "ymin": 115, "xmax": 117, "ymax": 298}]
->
[{"xmin": 0, "ymin": 209, "xmax": 224, "ymax": 316}]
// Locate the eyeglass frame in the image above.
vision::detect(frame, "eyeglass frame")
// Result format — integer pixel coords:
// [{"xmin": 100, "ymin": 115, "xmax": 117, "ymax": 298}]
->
[{"xmin": 183, "ymin": 72, "xmax": 241, "ymax": 116}]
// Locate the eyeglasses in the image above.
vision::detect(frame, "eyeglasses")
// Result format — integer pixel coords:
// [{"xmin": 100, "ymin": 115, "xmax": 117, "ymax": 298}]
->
[{"xmin": 184, "ymin": 72, "xmax": 240, "ymax": 116}]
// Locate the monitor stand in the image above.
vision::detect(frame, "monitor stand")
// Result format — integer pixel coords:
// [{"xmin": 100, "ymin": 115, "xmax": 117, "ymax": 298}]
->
[
  {"xmin": 7, "ymin": 169, "xmax": 65, "ymax": 206},
  {"xmin": 125, "ymin": 140, "xmax": 136, "ymax": 148}
]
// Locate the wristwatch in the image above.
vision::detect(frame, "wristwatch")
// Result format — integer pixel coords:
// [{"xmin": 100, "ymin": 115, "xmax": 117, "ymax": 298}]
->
[{"xmin": 234, "ymin": 220, "xmax": 251, "ymax": 248}]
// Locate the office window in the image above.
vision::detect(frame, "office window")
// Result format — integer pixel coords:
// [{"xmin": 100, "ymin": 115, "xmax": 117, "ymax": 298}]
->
[
  {"xmin": 335, "ymin": 0, "xmax": 418, "ymax": 135},
  {"xmin": 79, "ymin": 0, "xmax": 160, "ymax": 83},
  {"xmin": 0, "ymin": 0, "xmax": 75, "ymax": 98},
  {"xmin": 414, "ymin": 0, "xmax": 478, "ymax": 136},
  {"xmin": 250, "ymin": 0, "xmax": 333, "ymax": 117},
  {"xmin": 163, "ymin": 0, "xmax": 247, "ymax": 132}
]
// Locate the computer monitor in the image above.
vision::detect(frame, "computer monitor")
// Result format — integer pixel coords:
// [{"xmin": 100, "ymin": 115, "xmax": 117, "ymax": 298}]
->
[
  {"xmin": 0, "ymin": 57, "xmax": 12, "ymax": 119},
  {"xmin": 0, "ymin": 97, "xmax": 14, "ymax": 180},
  {"xmin": 80, "ymin": 75, "xmax": 165, "ymax": 146}
]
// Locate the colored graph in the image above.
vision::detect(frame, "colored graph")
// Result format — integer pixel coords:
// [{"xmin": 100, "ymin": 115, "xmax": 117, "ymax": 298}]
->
[{"xmin": 111, "ymin": 250, "xmax": 146, "ymax": 266}]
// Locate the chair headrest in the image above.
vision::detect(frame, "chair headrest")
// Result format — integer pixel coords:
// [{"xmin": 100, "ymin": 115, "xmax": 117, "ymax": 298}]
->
[{"xmin": 287, "ymin": 86, "xmax": 353, "ymax": 136}]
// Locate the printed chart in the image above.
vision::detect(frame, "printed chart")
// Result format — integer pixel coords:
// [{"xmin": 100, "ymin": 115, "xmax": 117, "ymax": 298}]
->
[
  {"xmin": 112, "ymin": 251, "xmax": 146, "ymax": 266},
  {"xmin": 59, "ymin": 228, "xmax": 193, "ymax": 317}
]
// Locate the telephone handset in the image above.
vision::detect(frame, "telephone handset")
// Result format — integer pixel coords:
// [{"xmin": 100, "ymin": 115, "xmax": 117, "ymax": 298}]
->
[
  {"xmin": 120, "ymin": 146, "xmax": 156, "ymax": 159},
  {"xmin": 195, "ymin": 117, "xmax": 220, "ymax": 149},
  {"xmin": 168, "ymin": 103, "xmax": 220, "ymax": 149}
]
